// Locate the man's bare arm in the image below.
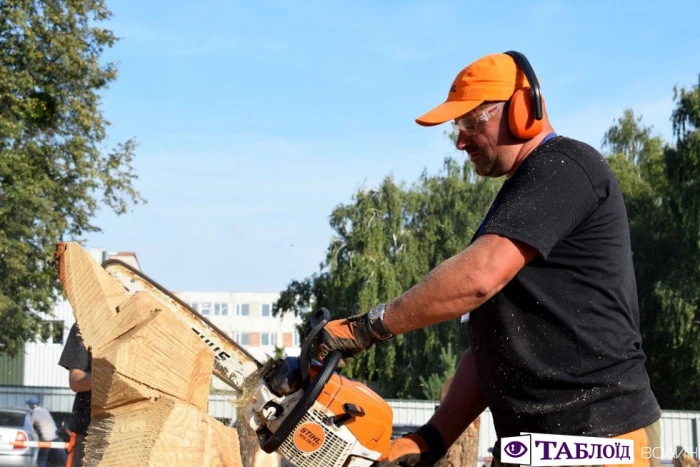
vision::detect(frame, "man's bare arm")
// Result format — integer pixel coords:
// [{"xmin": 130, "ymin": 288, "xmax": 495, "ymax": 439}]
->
[
  {"xmin": 383, "ymin": 234, "xmax": 538, "ymax": 335},
  {"xmin": 69, "ymin": 368, "xmax": 92, "ymax": 392},
  {"xmin": 428, "ymin": 349, "xmax": 487, "ymax": 449}
]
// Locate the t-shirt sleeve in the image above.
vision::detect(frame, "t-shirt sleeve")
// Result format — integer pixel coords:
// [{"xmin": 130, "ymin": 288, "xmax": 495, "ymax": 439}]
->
[
  {"xmin": 58, "ymin": 323, "xmax": 90, "ymax": 372},
  {"xmin": 481, "ymin": 151, "xmax": 598, "ymax": 258}
]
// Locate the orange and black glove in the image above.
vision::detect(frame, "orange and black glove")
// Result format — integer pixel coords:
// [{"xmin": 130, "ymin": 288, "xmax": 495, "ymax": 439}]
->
[
  {"xmin": 318, "ymin": 315, "xmax": 376, "ymax": 367},
  {"xmin": 319, "ymin": 304, "xmax": 396, "ymax": 366},
  {"xmin": 374, "ymin": 424, "xmax": 447, "ymax": 467}
]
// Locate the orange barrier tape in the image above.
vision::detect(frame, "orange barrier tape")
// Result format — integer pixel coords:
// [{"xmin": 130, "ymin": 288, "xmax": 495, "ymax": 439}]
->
[{"xmin": 10, "ymin": 441, "xmax": 70, "ymax": 449}]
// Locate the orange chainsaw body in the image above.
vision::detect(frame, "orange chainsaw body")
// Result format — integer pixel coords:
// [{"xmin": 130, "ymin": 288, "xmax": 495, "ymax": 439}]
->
[{"xmin": 307, "ymin": 366, "xmax": 393, "ymax": 459}]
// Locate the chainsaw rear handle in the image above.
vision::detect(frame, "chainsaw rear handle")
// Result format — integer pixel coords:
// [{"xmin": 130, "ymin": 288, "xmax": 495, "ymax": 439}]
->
[
  {"xmin": 299, "ymin": 307, "xmax": 331, "ymax": 389},
  {"xmin": 259, "ymin": 349, "xmax": 342, "ymax": 453},
  {"xmin": 259, "ymin": 308, "xmax": 341, "ymax": 453}
]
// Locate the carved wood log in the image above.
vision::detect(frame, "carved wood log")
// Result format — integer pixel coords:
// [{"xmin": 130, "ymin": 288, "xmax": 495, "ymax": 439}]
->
[
  {"xmin": 435, "ymin": 376, "xmax": 481, "ymax": 467},
  {"xmin": 56, "ymin": 242, "xmax": 242, "ymax": 466},
  {"xmin": 235, "ymin": 412, "xmax": 282, "ymax": 467},
  {"xmin": 673, "ymin": 446, "xmax": 698, "ymax": 467}
]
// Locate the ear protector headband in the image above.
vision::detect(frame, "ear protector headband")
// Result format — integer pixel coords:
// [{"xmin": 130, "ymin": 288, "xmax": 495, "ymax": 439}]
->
[{"xmin": 503, "ymin": 51, "xmax": 543, "ymax": 139}]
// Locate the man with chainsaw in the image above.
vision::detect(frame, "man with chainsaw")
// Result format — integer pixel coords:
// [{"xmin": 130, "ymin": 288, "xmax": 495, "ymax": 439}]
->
[{"xmin": 319, "ymin": 51, "xmax": 662, "ymax": 467}]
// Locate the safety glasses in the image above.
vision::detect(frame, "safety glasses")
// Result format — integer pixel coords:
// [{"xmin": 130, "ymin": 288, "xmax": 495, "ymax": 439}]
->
[{"xmin": 451, "ymin": 104, "xmax": 501, "ymax": 136}]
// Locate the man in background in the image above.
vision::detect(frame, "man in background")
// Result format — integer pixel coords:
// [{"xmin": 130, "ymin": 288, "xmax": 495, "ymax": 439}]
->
[
  {"xmin": 26, "ymin": 397, "xmax": 68, "ymax": 467},
  {"xmin": 59, "ymin": 323, "xmax": 92, "ymax": 467}
]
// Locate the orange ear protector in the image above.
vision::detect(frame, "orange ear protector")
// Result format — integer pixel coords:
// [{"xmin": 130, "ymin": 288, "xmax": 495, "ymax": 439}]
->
[{"xmin": 503, "ymin": 51, "xmax": 543, "ymax": 139}]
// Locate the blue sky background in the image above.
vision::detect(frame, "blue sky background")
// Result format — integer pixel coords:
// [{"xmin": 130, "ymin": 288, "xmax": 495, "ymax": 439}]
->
[{"xmin": 85, "ymin": 0, "xmax": 700, "ymax": 293}]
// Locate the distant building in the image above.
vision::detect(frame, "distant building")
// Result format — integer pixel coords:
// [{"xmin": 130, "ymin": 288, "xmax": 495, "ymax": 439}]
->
[
  {"xmin": 0, "ymin": 248, "xmax": 302, "ymax": 392},
  {"xmin": 174, "ymin": 291, "xmax": 303, "ymax": 390},
  {"xmin": 174, "ymin": 291, "xmax": 302, "ymax": 362}
]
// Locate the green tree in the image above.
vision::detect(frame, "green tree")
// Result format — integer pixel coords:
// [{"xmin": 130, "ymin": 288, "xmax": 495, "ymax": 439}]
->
[
  {"xmin": 0, "ymin": 0, "xmax": 144, "ymax": 355},
  {"xmin": 275, "ymin": 158, "xmax": 501, "ymax": 398},
  {"xmin": 603, "ymin": 79, "xmax": 700, "ymax": 409},
  {"xmin": 418, "ymin": 342, "xmax": 457, "ymax": 400}
]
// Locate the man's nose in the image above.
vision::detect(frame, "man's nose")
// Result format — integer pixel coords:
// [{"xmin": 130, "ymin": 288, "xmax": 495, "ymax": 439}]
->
[{"xmin": 455, "ymin": 130, "xmax": 471, "ymax": 150}]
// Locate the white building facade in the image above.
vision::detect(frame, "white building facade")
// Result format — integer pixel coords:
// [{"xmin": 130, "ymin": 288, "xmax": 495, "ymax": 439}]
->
[{"xmin": 174, "ymin": 291, "xmax": 303, "ymax": 364}]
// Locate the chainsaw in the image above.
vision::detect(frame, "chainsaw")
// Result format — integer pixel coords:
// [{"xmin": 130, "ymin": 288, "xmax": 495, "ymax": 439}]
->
[{"xmin": 102, "ymin": 259, "xmax": 393, "ymax": 467}]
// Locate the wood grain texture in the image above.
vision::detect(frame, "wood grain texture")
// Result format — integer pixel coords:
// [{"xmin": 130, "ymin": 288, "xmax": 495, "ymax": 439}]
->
[
  {"xmin": 85, "ymin": 398, "xmax": 241, "ymax": 466},
  {"xmin": 55, "ymin": 242, "xmax": 133, "ymax": 351},
  {"xmin": 56, "ymin": 242, "xmax": 243, "ymax": 466},
  {"xmin": 93, "ymin": 305, "xmax": 213, "ymax": 412}
]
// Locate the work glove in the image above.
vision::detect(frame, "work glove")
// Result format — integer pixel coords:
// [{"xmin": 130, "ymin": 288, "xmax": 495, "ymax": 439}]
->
[
  {"xmin": 374, "ymin": 425, "xmax": 447, "ymax": 467},
  {"xmin": 318, "ymin": 314, "xmax": 376, "ymax": 367}
]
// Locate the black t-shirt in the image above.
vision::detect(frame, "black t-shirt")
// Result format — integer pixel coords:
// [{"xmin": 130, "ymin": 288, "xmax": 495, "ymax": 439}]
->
[
  {"xmin": 58, "ymin": 323, "xmax": 92, "ymax": 436},
  {"xmin": 468, "ymin": 136, "xmax": 661, "ymax": 439}
]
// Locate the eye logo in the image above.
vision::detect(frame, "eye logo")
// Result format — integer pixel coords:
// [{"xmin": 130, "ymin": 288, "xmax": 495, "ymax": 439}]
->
[{"xmin": 504, "ymin": 441, "xmax": 528, "ymax": 458}]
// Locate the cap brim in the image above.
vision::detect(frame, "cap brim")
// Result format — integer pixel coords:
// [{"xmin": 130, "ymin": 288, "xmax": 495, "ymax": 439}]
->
[{"xmin": 415, "ymin": 100, "xmax": 483, "ymax": 127}]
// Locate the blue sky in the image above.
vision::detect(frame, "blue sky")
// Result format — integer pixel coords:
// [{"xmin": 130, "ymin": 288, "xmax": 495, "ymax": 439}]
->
[{"xmin": 85, "ymin": 0, "xmax": 700, "ymax": 293}]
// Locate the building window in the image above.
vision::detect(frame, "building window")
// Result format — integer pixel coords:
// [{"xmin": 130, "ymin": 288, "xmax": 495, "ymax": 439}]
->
[
  {"xmin": 201, "ymin": 303, "xmax": 211, "ymax": 316},
  {"xmin": 261, "ymin": 304, "xmax": 271, "ymax": 317},
  {"xmin": 40, "ymin": 321, "xmax": 64, "ymax": 344},
  {"xmin": 189, "ymin": 302, "xmax": 198, "ymax": 311},
  {"xmin": 214, "ymin": 303, "xmax": 228, "ymax": 316},
  {"xmin": 237, "ymin": 304, "xmax": 250, "ymax": 316},
  {"xmin": 293, "ymin": 331, "xmax": 300, "ymax": 348},
  {"xmin": 261, "ymin": 333, "xmax": 276, "ymax": 347},
  {"xmin": 234, "ymin": 332, "xmax": 251, "ymax": 346}
]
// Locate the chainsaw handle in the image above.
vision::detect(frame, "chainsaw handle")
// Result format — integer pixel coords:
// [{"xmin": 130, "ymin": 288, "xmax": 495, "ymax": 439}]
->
[
  {"xmin": 259, "ymin": 349, "xmax": 342, "ymax": 453},
  {"xmin": 299, "ymin": 307, "xmax": 331, "ymax": 387},
  {"xmin": 306, "ymin": 307, "xmax": 331, "ymax": 334},
  {"xmin": 258, "ymin": 308, "xmax": 339, "ymax": 453}
]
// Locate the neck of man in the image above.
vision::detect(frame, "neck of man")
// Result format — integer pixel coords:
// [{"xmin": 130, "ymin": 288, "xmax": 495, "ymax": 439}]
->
[{"xmin": 505, "ymin": 123, "xmax": 556, "ymax": 179}]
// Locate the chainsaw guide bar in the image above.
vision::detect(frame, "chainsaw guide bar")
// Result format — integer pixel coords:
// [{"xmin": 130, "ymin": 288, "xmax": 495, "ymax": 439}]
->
[{"xmin": 102, "ymin": 259, "xmax": 262, "ymax": 392}]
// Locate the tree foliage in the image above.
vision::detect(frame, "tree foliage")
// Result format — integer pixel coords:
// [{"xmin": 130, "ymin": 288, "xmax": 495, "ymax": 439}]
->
[
  {"xmin": 418, "ymin": 342, "xmax": 457, "ymax": 400},
  {"xmin": 0, "ymin": 0, "xmax": 144, "ymax": 355},
  {"xmin": 603, "ymin": 79, "xmax": 700, "ymax": 409},
  {"xmin": 275, "ymin": 159, "xmax": 501, "ymax": 398}
]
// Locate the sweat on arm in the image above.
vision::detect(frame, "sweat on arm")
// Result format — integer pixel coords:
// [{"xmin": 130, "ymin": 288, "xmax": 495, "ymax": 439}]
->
[{"xmin": 382, "ymin": 233, "xmax": 538, "ymax": 335}]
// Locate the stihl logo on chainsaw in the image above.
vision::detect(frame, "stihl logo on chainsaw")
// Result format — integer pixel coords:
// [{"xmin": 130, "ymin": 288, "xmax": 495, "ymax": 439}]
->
[
  {"xmin": 293, "ymin": 422, "xmax": 325, "ymax": 453},
  {"xmin": 191, "ymin": 327, "xmax": 231, "ymax": 362}
]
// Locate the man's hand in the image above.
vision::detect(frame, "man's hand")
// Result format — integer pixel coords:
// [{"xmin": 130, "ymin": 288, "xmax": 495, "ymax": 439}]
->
[
  {"xmin": 374, "ymin": 425, "xmax": 446, "ymax": 466},
  {"xmin": 375, "ymin": 433, "xmax": 425, "ymax": 466},
  {"xmin": 318, "ymin": 315, "xmax": 376, "ymax": 366}
]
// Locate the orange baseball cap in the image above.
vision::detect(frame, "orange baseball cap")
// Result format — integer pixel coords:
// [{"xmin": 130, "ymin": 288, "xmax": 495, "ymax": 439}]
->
[{"xmin": 415, "ymin": 53, "xmax": 530, "ymax": 127}]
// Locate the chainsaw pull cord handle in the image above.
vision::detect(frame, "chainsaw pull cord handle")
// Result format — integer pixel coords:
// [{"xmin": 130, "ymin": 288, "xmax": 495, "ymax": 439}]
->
[{"xmin": 259, "ymin": 349, "xmax": 342, "ymax": 453}]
